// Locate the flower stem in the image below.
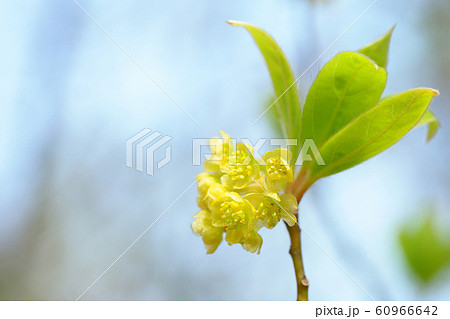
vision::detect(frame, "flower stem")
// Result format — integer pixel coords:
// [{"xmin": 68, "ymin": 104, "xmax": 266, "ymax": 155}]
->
[
  {"xmin": 285, "ymin": 169, "xmax": 311, "ymax": 301},
  {"xmin": 285, "ymin": 220, "xmax": 309, "ymax": 301}
]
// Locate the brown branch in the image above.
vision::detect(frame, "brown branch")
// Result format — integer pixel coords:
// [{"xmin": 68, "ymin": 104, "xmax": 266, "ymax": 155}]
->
[
  {"xmin": 285, "ymin": 220, "xmax": 309, "ymax": 301},
  {"xmin": 285, "ymin": 168, "xmax": 312, "ymax": 301}
]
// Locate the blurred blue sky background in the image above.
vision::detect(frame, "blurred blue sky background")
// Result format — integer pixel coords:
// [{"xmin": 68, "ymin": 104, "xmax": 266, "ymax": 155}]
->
[{"xmin": 0, "ymin": 0, "xmax": 449, "ymax": 300}]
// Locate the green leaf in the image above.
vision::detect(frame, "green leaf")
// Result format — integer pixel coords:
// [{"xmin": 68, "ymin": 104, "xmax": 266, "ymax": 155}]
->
[
  {"xmin": 264, "ymin": 94, "xmax": 284, "ymax": 138},
  {"xmin": 301, "ymin": 52, "xmax": 387, "ymax": 149},
  {"xmin": 399, "ymin": 211, "xmax": 450, "ymax": 284},
  {"xmin": 415, "ymin": 109, "xmax": 440, "ymax": 141},
  {"xmin": 308, "ymin": 88, "xmax": 439, "ymax": 180},
  {"xmin": 358, "ymin": 26, "xmax": 395, "ymax": 68},
  {"xmin": 228, "ymin": 20, "xmax": 301, "ymax": 161}
]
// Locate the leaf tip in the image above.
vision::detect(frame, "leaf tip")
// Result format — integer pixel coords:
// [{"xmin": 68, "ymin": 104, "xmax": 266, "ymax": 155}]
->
[
  {"xmin": 426, "ymin": 120, "xmax": 440, "ymax": 142},
  {"xmin": 430, "ymin": 88, "xmax": 440, "ymax": 96},
  {"xmin": 388, "ymin": 24, "xmax": 397, "ymax": 35},
  {"xmin": 419, "ymin": 87, "xmax": 440, "ymax": 97},
  {"xmin": 226, "ymin": 20, "xmax": 240, "ymax": 26}
]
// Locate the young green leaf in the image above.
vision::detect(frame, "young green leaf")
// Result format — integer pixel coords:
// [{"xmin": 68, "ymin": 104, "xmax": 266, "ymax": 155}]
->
[
  {"xmin": 399, "ymin": 212, "xmax": 450, "ymax": 284},
  {"xmin": 358, "ymin": 26, "xmax": 395, "ymax": 68},
  {"xmin": 358, "ymin": 27, "xmax": 441, "ymax": 142},
  {"xmin": 264, "ymin": 95, "xmax": 284, "ymax": 138},
  {"xmin": 301, "ymin": 52, "xmax": 387, "ymax": 148},
  {"xmin": 227, "ymin": 20, "xmax": 301, "ymax": 160},
  {"xmin": 308, "ymin": 88, "xmax": 439, "ymax": 180},
  {"xmin": 415, "ymin": 109, "xmax": 440, "ymax": 141}
]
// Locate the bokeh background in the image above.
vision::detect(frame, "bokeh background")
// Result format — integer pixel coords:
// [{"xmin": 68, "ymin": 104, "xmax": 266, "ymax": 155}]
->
[{"xmin": 0, "ymin": 0, "xmax": 449, "ymax": 300}]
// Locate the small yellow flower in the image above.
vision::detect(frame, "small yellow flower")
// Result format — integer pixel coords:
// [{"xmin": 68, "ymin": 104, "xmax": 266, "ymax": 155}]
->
[
  {"xmin": 245, "ymin": 193, "xmax": 297, "ymax": 229},
  {"xmin": 242, "ymin": 230, "xmax": 263, "ymax": 254},
  {"xmin": 210, "ymin": 192, "xmax": 254, "ymax": 244},
  {"xmin": 202, "ymin": 183, "xmax": 228, "ymax": 210},
  {"xmin": 263, "ymin": 148, "xmax": 293, "ymax": 182},
  {"xmin": 220, "ymin": 143, "xmax": 260, "ymax": 190},
  {"xmin": 197, "ymin": 172, "xmax": 219, "ymax": 198},
  {"xmin": 203, "ymin": 131, "xmax": 234, "ymax": 173},
  {"xmin": 196, "ymin": 172, "xmax": 220, "ymax": 210},
  {"xmin": 191, "ymin": 210, "xmax": 224, "ymax": 254}
]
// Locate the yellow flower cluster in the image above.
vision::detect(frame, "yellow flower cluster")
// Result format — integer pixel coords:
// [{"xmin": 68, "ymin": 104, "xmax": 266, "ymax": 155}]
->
[{"xmin": 192, "ymin": 131, "xmax": 298, "ymax": 254}]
